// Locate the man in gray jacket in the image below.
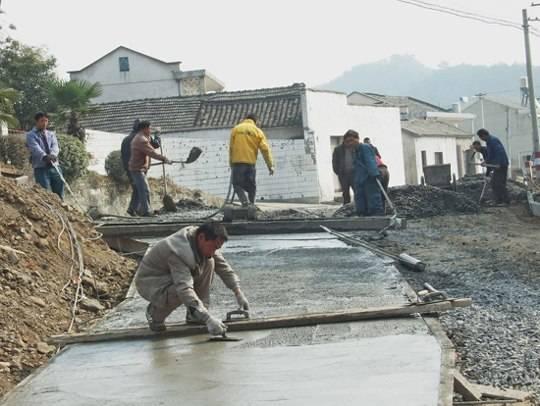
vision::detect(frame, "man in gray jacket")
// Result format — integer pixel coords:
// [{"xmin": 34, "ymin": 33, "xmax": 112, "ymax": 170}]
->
[{"xmin": 135, "ymin": 222, "xmax": 249, "ymax": 334}]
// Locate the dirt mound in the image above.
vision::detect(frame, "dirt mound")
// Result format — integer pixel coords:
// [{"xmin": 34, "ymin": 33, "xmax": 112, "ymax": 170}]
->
[
  {"xmin": 72, "ymin": 172, "xmax": 223, "ymax": 217},
  {"xmin": 457, "ymin": 175, "xmax": 527, "ymax": 205},
  {"xmin": 333, "ymin": 185, "xmax": 480, "ymax": 219},
  {"xmin": 0, "ymin": 177, "xmax": 137, "ymax": 397}
]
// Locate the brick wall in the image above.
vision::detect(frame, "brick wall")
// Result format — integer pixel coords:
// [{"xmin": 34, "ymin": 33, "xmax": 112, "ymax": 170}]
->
[{"xmin": 149, "ymin": 134, "xmax": 320, "ymax": 201}]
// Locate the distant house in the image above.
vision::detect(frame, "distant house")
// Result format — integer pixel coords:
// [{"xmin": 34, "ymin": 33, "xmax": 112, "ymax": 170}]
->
[
  {"xmin": 459, "ymin": 95, "xmax": 534, "ymax": 175},
  {"xmin": 348, "ymin": 92, "xmax": 475, "ymax": 184},
  {"xmin": 81, "ymin": 83, "xmax": 406, "ymax": 203},
  {"xmin": 68, "ymin": 46, "xmax": 224, "ymax": 103}
]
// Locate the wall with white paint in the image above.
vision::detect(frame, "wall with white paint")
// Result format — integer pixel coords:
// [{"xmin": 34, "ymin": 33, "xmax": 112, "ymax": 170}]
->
[
  {"xmin": 86, "ymin": 129, "xmax": 126, "ymax": 174},
  {"xmin": 70, "ymin": 48, "xmax": 180, "ymax": 103},
  {"xmin": 84, "ymin": 126, "xmax": 318, "ymax": 201},
  {"xmin": 150, "ymin": 128, "xmax": 319, "ymax": 202},
  {"xmin": 304, "ymin": 90, "xmax": 405, "ymax": 202}
]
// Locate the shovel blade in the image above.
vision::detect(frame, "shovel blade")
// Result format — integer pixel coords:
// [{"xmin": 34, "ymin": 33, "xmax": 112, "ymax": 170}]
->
[{"xmin": 185, "ymin": 147, "xmax": 202, "ymax": 164}]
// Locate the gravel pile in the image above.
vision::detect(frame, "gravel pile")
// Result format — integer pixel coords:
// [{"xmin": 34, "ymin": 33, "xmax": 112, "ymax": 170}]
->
[
  {"xmin": 369, "ymin": 211, "xmax": 540, "ymax": 401},
  {"xmin": 457, "ymin": 175, "xmax": 528, "ymax": 205},
  {"xmin": 334, "ymin": 185, "xmax": 480, "ymax": 219}
]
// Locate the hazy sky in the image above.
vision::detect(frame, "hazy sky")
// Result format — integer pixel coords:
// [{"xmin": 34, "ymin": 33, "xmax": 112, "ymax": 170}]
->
[{"xmin": 3, "ymin": 0, "xmax": 540, "ymax": 90}]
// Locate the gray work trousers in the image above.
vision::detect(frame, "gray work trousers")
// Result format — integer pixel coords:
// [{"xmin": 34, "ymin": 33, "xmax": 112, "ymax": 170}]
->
[
  {"xmin": 148, "ymin": 266, "xmax": 214, "ymax": 323},
  {"xmin": 231, "ymin": 163, "xmax": 256, "ymax": 205},
  {"xmin": 130, "ymin": 170, "xmax": 152, "ymax": 216}
]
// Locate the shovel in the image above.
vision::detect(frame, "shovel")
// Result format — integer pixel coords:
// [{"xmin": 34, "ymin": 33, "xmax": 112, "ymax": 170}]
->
[
  {"xmin": 150, "ymin": 147, "xmax": 203, "ymax": 167},
  {"xmin": 157, "ymin": 147, "xmax": 203, "ymax": 212}
]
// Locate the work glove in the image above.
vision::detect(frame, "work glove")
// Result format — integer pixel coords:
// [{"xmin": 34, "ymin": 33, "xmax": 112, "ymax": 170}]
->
[
  {"xmin": 206, "ymin": 315, "xmax": 228, "ymax": 336},
  {"xmin": 164, "ymin": 158, "xmax": 173, "ymax": 165},
  {"xmin": 43, "ymin": 154, "xmax": 57, "ymax": 164},
  {"xmin": 235, "ymin": 289, "xmax": 250, "ymax": 311},
  {"xmin": 269, "ymin": 167, "xmax": 275, "ymax": 176}
]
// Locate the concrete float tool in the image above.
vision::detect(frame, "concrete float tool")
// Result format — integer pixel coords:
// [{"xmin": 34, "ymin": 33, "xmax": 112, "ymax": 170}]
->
[
  {"xmin": 320, "ymin": 225, "xmax": 426, "ymax": 271},
  {"xmin": 208, "ymin": 309, "xmax": 250, "ymax": 342}
]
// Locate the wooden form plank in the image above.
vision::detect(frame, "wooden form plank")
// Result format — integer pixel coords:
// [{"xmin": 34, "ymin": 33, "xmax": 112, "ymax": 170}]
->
[
  {"xmin": 96, "ymin": 217, "xmax": 404, "ymax": 238},
  {"xmin": 472, "ymin": 384, "xmax": 532, "ymax": 402},
  {"xmin": 49, "ymin": 298, "xmax": 471, "ymax": 345},
  {"xmin": 424, "ymin": 316, "xmax": 456, "ymax": 406},
  {"xmin": 454, "ymin": 370, "xmax": 483, "ymax": 401}
]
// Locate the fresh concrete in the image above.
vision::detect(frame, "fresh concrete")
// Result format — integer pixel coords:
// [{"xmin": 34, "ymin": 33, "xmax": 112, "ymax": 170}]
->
[{"xmin": 1, "ymin": 233, "xmax": 445, "ymax": 405}]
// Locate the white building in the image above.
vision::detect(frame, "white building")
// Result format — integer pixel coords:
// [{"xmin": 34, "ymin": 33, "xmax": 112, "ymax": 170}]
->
[
  {"xmin": 348, "ymin": 92, "xmax": 475, "ymax": 184},
  {"xmin": 69, "ymin": 46, "xmax": 224, "ymax": 103},
  {"xmin": 82, "ymin": 83, "xmax": 405, "ymax": 203}
]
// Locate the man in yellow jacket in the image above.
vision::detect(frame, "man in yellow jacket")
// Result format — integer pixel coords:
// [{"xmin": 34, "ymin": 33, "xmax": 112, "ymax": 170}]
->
[{"xmin": 229, "ymin": 114, "xmax": 274, "ymax": 206}]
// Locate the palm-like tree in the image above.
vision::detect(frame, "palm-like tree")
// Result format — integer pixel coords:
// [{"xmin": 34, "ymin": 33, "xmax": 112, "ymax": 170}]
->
[
  {"xmin": 50, "ymin": 80, "xmax": 102, "ymax": 142},
  {"xmin": 0, "ymin": 87, "xmax": 19, "ymax": 128}
]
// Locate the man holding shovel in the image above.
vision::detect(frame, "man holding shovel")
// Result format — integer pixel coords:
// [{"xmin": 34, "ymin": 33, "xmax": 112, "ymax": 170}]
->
[
  {"xmin": 477, "ymin": 129, "xmax": 510, "ymax": 205},
  {"xmin": 128, "ymin": 121, "xmax": 172, "ymax": 217},
  {"xmin": 26, "ymin": 112, "xmax": 64, "ymax": 199}
]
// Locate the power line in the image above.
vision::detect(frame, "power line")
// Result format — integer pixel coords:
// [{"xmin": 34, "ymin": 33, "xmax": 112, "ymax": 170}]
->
[
  {"xmin": 407, "ymin": 0, "xmax": 537, "ymax": 30},
  {"xmin": 394, "ymin": 0, "xmax": 540, "ymax": 37}
]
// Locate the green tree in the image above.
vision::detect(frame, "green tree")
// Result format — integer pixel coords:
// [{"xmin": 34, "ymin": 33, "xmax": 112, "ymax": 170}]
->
[
  {"xmin": 57, "ymin": 134, "xmax": 89, "ymax": 182},
  {"xmin": 0, "ymin": 87, "xmax": 19, "ymax": 127},
  {"xmin": 49, "ymin": 80, "xmax": 102, "ymax": 142},
  {"xmin": 0, "ymin": 38, "xmax": 57, "ymax": 129}
]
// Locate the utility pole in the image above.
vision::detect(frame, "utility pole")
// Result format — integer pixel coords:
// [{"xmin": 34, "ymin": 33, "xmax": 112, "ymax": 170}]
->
[{"xmin": 523, "ymin": 7, "xmax": 540, "ymax": 180}]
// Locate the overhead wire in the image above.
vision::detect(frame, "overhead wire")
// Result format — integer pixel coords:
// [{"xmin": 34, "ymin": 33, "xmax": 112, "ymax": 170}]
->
[{"xmin": 394, "ymin": 0, "xmax": 540, "ymax": 37}]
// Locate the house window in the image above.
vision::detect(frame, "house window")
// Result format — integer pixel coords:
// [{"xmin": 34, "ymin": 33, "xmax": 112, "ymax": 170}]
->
[
  {"xmin": 119, "ymin": 57, "xmax": 130, "ymax": 72},
  {"xmin": 435, "ymin": 152, "xmax": 444, "ymax": 165},
  {"xmin": 421, "ymin": 150, "xmax": 427, "ymax": 167}
]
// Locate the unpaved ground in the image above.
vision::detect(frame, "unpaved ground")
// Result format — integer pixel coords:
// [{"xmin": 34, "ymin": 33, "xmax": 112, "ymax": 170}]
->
[
  {"xmin": 0, "ymin": 177, "xmax": 137, "ymax": 397},
  {"xmin": 363, "ymin": 203, "xmax": 540, "ymax": 401}
]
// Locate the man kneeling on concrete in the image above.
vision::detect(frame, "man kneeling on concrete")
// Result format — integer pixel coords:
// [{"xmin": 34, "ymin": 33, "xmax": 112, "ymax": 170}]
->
[{"xmin": 135, "ymin": 222, "xmax": 249, "ymax": 334}]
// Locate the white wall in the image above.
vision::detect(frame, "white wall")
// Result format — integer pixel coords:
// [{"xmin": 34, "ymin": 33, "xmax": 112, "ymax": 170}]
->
[
  {"xmin": 85, "ymin": 127, "xmax": 319, "ymax": 201},
  {"xmin": 150, "ymin": 129, "xmax": 319, "ymax": 201},
  {"xmin": 304, "ymin": 90, "xmax": 405, "ymax": 202},
  {"xmin": 413, "ymin": 136, "xmax": 460, "ymax": 184},
  {"xmin": 86, "ymin": 129, "xmax": 126, "ymax": 174},
  {"xmin": 70, "ymin": 48, "xmax": 180, "ymax": 103}
]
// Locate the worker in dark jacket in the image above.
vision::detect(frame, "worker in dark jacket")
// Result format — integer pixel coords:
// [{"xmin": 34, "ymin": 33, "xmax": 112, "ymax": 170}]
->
[
  {"xmin": 477, "ymin": 129, "xmax": 510, "ymax": 204},
  {"xmin": 352, "ymin": 131, "xmax": 383, "ymax": 216},
  {"xmin": 121, "ymin": 119, "xmax": 141, "ymax": 216},
  {"xmin": 332, "ymin": 130, "xmax": 359, "ymax": 205}
]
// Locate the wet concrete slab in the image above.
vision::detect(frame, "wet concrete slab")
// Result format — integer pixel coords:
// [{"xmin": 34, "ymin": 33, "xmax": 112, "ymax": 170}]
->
[
  {"xmin": 1, "ymin": 233, "xmax": 444, "ymax": 405},
  {"xmin": 97, "ymin": 234, "xmax": 409, "ymax": 331},
  {"xmin": 2, "ymin": 333, "xmax": 441, "ymax": 406}
]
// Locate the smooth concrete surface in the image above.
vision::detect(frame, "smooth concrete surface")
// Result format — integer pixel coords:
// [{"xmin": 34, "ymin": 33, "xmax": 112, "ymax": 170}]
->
[
  {"xmin": 3, "ymin": 333, "xmax": 441, "ymax": 406},
  {"xmin": 1, "ymin": 233, "xmax": 443, "ymax": 405}
]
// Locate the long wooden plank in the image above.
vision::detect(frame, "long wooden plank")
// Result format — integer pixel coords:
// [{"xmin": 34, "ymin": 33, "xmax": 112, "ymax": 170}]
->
[
  {"xmin": 472, "ymin": 384, "xmax": 532, "ymax": 401},
  {"xmin": 49, "ymin": 298, "xmax": 471, "ymax": 345},
  {"xmin": 96, "ymin": 217, "xmax": 403, "ymax": 238}
]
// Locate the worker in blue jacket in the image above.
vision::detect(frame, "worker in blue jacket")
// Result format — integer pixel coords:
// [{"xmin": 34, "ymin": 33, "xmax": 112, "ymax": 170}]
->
[
  {"xmin": 349, "ymin": 130, "xmax": 383, "ymax": 216},
  {"xmin": 477, "ymin": 128, "xmax": 510, "ymax": 205}
]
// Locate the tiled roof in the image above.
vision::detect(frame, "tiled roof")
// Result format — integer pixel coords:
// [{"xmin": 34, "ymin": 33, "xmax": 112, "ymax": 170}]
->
[
  {"xmin": 402, "ymin": 119, "xmax": 472, "ymax": 138},
  {"xmin": 81, "ymin": 83, "xmax": 305, "ymax": 134}
]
